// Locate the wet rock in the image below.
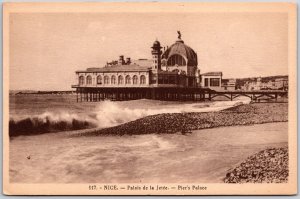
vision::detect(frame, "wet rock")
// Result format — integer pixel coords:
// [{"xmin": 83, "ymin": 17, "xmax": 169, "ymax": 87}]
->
[
  {"xmin": 82, "ymin": 103, "xmax": 288, "ymax": 136},
  {"xmin": 224, "ymin": 147, "xmax": 288, "ymax": 183}
]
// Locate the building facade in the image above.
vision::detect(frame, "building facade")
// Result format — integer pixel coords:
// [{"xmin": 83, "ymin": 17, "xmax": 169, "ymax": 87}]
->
[
  {"xmin": 74, "ymin": 33, "xmax": 201, "ymax": 90},
  {"xmin": 241, "ymin": 76, "xmax": 288, "ymax": 91},
  {"xmin": 76, "ymin": 65, "xmax": 151, "ymax": 88},
  {"xmin": 200, "ymin": 72, "xmax": 223, "ymax": 91},
  {"xmin": 71, "ymin": 32, "xmax": 288, "ymax": 102},
  {"xmin": 222, "ymin": 78, "xmax": 236, "ymax": 91}
]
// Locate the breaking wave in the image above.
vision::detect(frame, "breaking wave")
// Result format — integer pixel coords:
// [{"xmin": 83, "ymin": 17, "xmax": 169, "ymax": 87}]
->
[
  {"xmin": 9, "ymin": 98, "xmax": 250, "ymax": 136},
  {"xmin": 9, "ymin": 112, "xmax": 98, "ymax": 136},
  {"xmin": 93, "ymin": 99, "xmax": 250, "ymax": 128}
]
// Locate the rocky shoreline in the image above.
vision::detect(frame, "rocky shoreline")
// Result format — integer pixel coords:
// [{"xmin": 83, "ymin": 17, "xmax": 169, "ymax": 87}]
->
[
  {"xmin": 79, "ymin": 103, "xmax": 288, "ymax": 136},
  {"xmin": 224, "ymin": 147, "xmax": 288, "ymax": 183}
]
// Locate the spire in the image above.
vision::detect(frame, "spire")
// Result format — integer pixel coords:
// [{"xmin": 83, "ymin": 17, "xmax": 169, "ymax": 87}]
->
[
  {"xmin": 177, "ymin": 30, "xmax": 181, "ymax": 39},
  {"xmin": 176, "ymin": 31, "xmax": 184, "ymax": 43}
]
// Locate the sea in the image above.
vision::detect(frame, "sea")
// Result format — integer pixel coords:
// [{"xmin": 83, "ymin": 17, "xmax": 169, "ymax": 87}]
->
[
  {"xmin": 9, "ymin": 94, "xmax": 250, "ymax": 135},
  {"xmin": 9, "ymin": 94, "xmax": 288, "ymax": 183}
]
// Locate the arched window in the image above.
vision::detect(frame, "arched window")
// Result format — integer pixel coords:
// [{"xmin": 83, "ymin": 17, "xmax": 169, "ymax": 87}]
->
[
  {"xmin": 172, "ymin": 69, "xmax": 180, "ymax": 74},
  {"xmin": 79, "ymin": 76, "xmax": 85, "ymax": 85},
  {"xmin": 104, "ymin": 76, "xmax": 109, "ymax": 84},
  {"xmin": 118, "ymin": 75, "xmax": 124, "ymax": 84},
  {"xmin": 125, "ymin": 75, "xmax": 131, "ymax": 84},
  {"xmin": 140, "ymin": 75, "xmax": 146, "ymax": 84},
  {"xmin": 97, "ymin": 75, "xmax": 102, "ymax": 84},
  {"xmin": 167, "ymin": 54, "xmax": 186, "ymax": 66},
  {"xmin": 180, "ymin": 71, "xmax": 186, "ymax": 75},
  {"xmin": 86, "ymin": 75, "xmax": 92, "ymax": 85},
  {"xmin": 161, "ymin": 59, "xmax": 167, "ymax": 66},
  {"xmin": 111, "ymin": 75, "xmax": 116, "ymax": 84},
  {"xmin": 133, "ymin": 75, "xmax": 138, "ymax": 84}
]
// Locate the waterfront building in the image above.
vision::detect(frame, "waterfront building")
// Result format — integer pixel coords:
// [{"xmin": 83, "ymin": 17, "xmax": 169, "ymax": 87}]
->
[
  {"xmin": 274, "ymin": 78, "xmax": 288, "ymax": 91},
  {"xmin": 241, "ymin": 76, "xmax": 288, "ymax": 91},
  {"xmin": 222, "ymin": 78, "xmax": 236, "ymax": 91},
  {"xmin": 74, "ymin": 32, "xmax": 200, "ymax": 90},
  {"xmin": 243, "ymin": 77, "xmax": 262, "ymax": 91},
  {"xmin": 200, "ymin": 72, "xmax": 223, "ymax": 91},
  {"xmin": 261, "ymin": 80, "xmax": 276, "ymax": 90},
  {"xmin": 71, "ymin": 32, "xmax": 243, "ymax": 101}
]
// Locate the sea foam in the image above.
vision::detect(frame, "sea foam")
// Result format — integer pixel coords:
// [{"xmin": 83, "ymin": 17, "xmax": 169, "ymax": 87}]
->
[{"xmin": 9, "ymin": 98, "xmax": 250, "ymax": 136}]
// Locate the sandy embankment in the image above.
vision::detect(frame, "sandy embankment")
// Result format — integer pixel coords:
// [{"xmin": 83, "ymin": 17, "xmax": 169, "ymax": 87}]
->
[{"xmin": 78, "ymin": 103, "xmax": 288, "ymax": 136}]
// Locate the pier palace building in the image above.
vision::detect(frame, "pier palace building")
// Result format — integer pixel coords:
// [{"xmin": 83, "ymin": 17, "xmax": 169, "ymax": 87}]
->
[
  {"xmin": 72, "ymin": 32, "xmax": 225, "ymax": 101},
  {"xmin": 75, "ymin": 32, "xmax": 206, "ymax": 89},
  {"xmin": 72, "ymin": 32, "xmax": 287, "ymax": 102}
]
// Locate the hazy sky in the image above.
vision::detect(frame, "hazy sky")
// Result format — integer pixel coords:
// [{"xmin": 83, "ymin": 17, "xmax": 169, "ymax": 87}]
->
[{"xmin": 10, "ymin": 12, "xmax": 288, "ymax": 90}]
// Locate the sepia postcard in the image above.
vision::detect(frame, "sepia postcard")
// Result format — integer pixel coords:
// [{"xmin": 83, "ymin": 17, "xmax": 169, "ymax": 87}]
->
[{"xmin": 3, "ymin": 2, "xmax": 297, "ymax": 195}]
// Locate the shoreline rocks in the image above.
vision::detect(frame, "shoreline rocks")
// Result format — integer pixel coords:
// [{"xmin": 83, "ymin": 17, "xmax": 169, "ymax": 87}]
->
[
  {"xmin": 82, "ymin": 103, "xmax": 288, "ymax": 136},
  {"xmin": 224, "ymin": 147, "xmax": 288, "ymax": 183}
]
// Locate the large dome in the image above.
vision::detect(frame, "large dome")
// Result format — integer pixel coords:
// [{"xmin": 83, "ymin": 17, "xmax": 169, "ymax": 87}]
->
[{"xmin": 162, "ymin": 39, "xmax": 198, "ymax": 66}]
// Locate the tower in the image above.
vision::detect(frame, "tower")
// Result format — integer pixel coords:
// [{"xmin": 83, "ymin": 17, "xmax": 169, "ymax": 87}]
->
[
  {"xmin": 151, "ymin": 40, "xmax": 162, "ymax": 71},
  {"xmin": 118, "ymin": 55, "xmax": 125, "ymax": 65}
]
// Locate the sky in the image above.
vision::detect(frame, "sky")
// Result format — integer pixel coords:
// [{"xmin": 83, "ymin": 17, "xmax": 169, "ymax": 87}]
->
[{"xmin": 9, "ymin": 12, "xmax": 288, "ymax": 91}]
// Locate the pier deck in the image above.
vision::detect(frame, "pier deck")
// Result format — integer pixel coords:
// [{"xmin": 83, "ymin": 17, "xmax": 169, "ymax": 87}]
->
[{"xmin": 72, "ymin": 86, "xmax": 288, "ymax": 102}]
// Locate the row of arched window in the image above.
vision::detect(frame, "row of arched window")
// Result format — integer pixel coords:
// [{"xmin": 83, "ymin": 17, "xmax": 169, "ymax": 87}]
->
[
  {"xmin": 167, "ymin": 54, "xmax": 186, "ymax": 66},
  {"xmin": 79, "ymin": 75, "xmax": 147, "ymax": 85}
]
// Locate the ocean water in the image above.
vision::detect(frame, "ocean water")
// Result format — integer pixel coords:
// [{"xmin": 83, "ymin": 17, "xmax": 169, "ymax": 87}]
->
[
  {"xmin": 9, "ymin": 95, "xmax": 287, "ymax": 183},
  {"xmin": 10, "ymin": 122, "xmax": 288, "ymax": 183},
  {"xmin": 9, "ymin": 94, "xmax": 250, "ymax": 134}
]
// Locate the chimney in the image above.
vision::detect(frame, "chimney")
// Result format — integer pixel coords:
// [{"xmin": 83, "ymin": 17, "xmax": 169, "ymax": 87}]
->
[
  {"xmin": 126, "ymin": 57, "xmax": 131, "ymax": 65},
  {"xmin": 118, "ymin": 55, "xmax": 125, "ymax": 65}
]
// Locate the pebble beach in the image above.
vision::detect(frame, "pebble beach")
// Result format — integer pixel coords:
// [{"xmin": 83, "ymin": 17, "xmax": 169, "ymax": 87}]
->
[
  {"xmin": 224, "ymin": 147, "xmax": 288, "ymax": 183},
  {"xmin": 80, "ymin": 103, "xmax": 288, "ymax": 136}
]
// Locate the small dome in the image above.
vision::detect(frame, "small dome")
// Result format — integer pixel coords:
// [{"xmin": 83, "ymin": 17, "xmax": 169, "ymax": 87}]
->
[
  {"xmin": 153, "ymin": 40, "xmax": 160, "ymax": 46},
  {"xmin": 152, "ymin": 40, "xmax": 161, "ymax": 49},
  {"xmin": 162, "ymin": 39, "xmax": 198, "ymax": 66}
]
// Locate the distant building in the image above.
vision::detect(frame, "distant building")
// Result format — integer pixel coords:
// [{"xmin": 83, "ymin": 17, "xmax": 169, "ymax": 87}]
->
[
  {"xmin": 241, "ymin": 76, "xmax": 288, "ymax": 91},
  {"xmin": 200, "ymin": 72, "xmax": 222, "ymax": 91},
  {"xmin": 243, "ymin": 77, "xmax": 261, "ymax": 91},
  {"xmin": 261, "ymin": 80, "xmax": 275, "ymax": 90},
  {"xmin": 274, "ymin": 78, "xmax": 288, "ymax": 91},
  {"xmin": 222, "ymin": 78, "xmax": 236, "ymax": 91}
]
